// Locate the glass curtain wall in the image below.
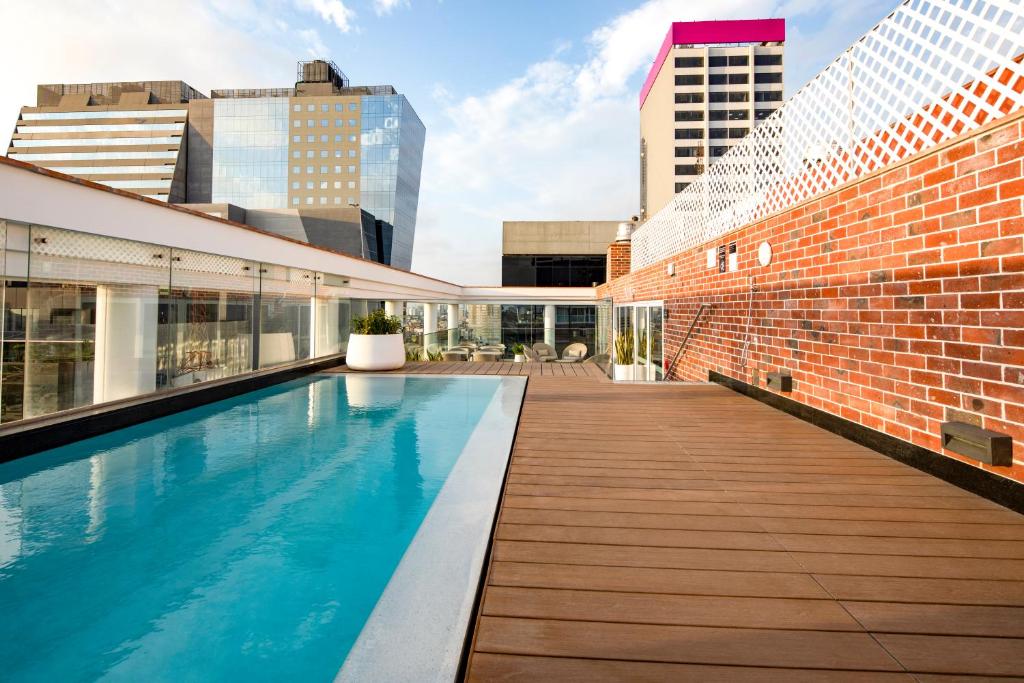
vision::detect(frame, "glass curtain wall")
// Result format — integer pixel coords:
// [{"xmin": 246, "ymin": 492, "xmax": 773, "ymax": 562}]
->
[
  {"xmin": 0, "ymin": 220, "xmax": 357, "ymax": 425},
  {"xmin": 613, "ymin": 303, "xmax": 664, "ymax": 381}
]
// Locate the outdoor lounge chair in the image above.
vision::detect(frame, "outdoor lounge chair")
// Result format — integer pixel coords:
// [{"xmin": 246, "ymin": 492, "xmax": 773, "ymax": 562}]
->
[
  {"xmin": 558, "ymin": 343, "xmax": 587, "ymax": 362},
  {"xmin": 532, "ymin": 342, "xmax": 557, "ymax": 362}
]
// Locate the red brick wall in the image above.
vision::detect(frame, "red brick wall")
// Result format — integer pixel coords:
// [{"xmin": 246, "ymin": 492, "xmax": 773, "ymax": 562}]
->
[
  {"xmin": 606, "ymin": 241, "xmax": 631, "ymax": 282},
  {"xmin": 600, "ymin": 112, "xmax": 1024, "ymax": 482}
]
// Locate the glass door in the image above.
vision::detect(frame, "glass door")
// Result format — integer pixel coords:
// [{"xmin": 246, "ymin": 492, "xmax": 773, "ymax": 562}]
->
[{"xmin": 612, "ymin": 302, "xmax": 664, "ymax": 381}]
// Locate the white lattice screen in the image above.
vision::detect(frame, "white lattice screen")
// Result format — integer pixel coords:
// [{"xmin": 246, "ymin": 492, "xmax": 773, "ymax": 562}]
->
[{"xmin": 632, "ymin": 0, "xmax": 1024, "ymax": 270}]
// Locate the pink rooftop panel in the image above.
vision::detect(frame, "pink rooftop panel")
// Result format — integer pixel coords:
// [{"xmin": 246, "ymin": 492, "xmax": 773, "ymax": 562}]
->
[{"xmin": 639, "ymin": 18, "xmax": 786, "ymax": 108}]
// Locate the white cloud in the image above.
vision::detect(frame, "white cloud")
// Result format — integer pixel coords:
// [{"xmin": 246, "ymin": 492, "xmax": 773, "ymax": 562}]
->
[
  {"xmin": 293, "ymin": 0, "xmax": 357, "ymax": 32},
  {"xmin": 372, "ymin": 0, "xmax": 408, "ymax": 16}
]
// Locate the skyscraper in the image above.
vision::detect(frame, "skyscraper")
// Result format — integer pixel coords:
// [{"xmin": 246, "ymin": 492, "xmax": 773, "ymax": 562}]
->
[
  {"xmin": 6, "ymin": 60, "xmax": 425, "ymax": 269},
  {"xmin": 639, "ymin": 19, "xmax": 785, "ymax": 219}
]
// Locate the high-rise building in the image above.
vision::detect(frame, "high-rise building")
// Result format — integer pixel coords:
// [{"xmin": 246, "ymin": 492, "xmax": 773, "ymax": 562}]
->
[
  {"xmin": 501, "ymin": 220, "xmax": 622, "ymax": 287},
  {"xmin": 6, "ymin": 60, "xmax": 425, "ymax": 269},
  {"xmin": 639, "ymin": 19, "xmax": 785, "ymax": 219},
  {"xmin": 6, "ymin": 81, "xmax": 205, "ymax": 202}
]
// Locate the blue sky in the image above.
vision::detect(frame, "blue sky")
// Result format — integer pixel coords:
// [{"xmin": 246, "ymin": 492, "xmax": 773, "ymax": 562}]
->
[{"xmin": 1, "ymin": 0, "xmax": 895, "ymax": 283}]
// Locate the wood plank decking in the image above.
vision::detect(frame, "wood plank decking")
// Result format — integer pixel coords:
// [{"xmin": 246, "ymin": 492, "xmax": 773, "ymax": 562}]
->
[{"xmin": 333, "ymin": 363, "xmax": 1024, "ymax": 680}]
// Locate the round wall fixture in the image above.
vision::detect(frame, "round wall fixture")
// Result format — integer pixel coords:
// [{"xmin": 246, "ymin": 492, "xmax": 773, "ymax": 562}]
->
[{"xmin": 757, "ymin": 241, "xmax": 773, "ymax": 267}]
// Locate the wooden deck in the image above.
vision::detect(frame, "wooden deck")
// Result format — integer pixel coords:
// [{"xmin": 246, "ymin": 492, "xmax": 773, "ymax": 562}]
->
[{"xmin": 334, "ymin": 363, "xmax": 1024, "ymax": 679}]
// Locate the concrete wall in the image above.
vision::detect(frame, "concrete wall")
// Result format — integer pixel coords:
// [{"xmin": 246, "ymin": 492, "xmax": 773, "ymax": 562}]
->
[
  {"xmin": 503, "ymin": 220, "xmax": 621, "ymax": 256},
  {"xmin": 639, "ymin": 56, "xmax": 677, "ymax": 220},
  {"xmin": 601, "ymin": 111, "xmax": 1024, "ymax": 482}
]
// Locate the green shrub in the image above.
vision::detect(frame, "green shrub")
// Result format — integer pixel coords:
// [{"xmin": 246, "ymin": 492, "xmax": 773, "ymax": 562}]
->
[
  {"xmin": 511, "ymin": 343, "xmax": 525, "ymax": 354},
  {"xmin": 353, "ymin": 308, "xmax": 402, "ymax": 335}
]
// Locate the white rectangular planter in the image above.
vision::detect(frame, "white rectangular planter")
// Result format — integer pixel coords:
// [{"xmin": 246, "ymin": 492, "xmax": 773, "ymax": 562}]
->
[{"xmin": 346, "ymin": 333, "xmax": 406, "ymax": 371}]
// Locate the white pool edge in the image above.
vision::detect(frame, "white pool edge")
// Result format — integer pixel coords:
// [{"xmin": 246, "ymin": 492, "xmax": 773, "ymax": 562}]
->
[{"xmin": 334, "ymin": 374, "xmax": 526, "ymax": 683}]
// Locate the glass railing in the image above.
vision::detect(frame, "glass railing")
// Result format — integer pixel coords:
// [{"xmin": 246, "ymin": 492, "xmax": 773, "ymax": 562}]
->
[{"xmin": 399, "ymin": 325, "xmax": 610, "ymax": 366}]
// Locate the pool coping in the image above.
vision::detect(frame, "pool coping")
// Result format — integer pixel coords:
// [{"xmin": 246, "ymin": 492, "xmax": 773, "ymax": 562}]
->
[{"xmin": 335, "ymin": 373, "xmax": 527, "ymax": 683}]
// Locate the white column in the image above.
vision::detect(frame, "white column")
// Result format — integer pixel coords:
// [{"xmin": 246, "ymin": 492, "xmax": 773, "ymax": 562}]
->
[
  {"xmin": 423, "ymin": 303, "xmax": 438, "ymax": 355},
  {"xmin": 93, "ymin": 284, "xmax": 158, "ymax": 404},
  {"xmin": 447, "ymin": 304, "xmax": 459, "ymax": 348},
  {"xmin": 384, "ymin": 300, "xmax": 400, "ymax": 318},
  {"xmin": 543, "ymin": 304, "xmax": 556, "ymax": 349},
  {"xmin": 308, "ymin": 296, "xmax": 318, "ymax": 358}
]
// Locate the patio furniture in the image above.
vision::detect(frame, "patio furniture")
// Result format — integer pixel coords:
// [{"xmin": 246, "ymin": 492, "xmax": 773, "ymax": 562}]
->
[
  {"xmin": 473, "ymin": 350, "xmax": 501, "ymax": 362},
  {"xmin": 558, "ymin": 343, "xmax": 587, "ymax": 363},
  {"xmin": 532, "ymin": 342, "xmax": 557, "ymax": 362},
  {"xmin": 442, "ymin": 350, "xmax": 468, "ymax": 361},
  {"xmin": 522, "ymin": 346, "xmax": 541, "ymax": 362}
]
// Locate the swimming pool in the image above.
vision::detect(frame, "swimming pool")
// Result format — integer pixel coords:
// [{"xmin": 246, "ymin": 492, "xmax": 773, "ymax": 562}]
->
[{"xmin": 0, "ymin": 373, "xmax": 524, "ymax": 682}]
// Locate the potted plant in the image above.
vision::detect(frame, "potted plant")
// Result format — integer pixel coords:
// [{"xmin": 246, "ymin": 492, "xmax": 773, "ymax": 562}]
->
[
  {"xmin": 613, "ymin": 329, "xmax": 635, "ymax": 381},
  {"xmin": 347, "ymin": 309, "xmax": 405, "ymax": 371},
  {"xmin": 512, "ymin": 343, "xmax": 526, "ymax": 363}
]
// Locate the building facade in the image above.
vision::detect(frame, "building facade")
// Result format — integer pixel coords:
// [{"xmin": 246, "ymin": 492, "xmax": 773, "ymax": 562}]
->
[
  {"xmin": 501, "ymin": 220, "xmax": 621, "ymax": 287},
  {"xmin": 6, "ymin": 61, "xmax": 425, "ymax": 269},
  {"xmin": 639, "ymin": 19, "xmax": 785, "ymax": 219}
]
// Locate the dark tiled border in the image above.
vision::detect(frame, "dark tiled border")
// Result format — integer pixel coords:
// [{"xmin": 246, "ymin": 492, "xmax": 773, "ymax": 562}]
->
[
  {"xmin": 0, "ymin": 355, "xmax": 345, "ymax": 463},
  {"xmin": 709, "ymin": 371, "xmax": 1024, "ymax": 514}
]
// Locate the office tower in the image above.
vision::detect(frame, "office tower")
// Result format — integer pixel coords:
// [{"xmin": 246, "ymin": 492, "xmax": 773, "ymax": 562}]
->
[
  {"xmin": 639, "ymin": 19, "xmax": 785, "ymax": 219},
  {"xmin": 6, "ymin": 81, "xmax": 205, "ymax": 202},
  {"xmin": 6, "ymin": 61, "xmax": 425, "ymax": 269}
]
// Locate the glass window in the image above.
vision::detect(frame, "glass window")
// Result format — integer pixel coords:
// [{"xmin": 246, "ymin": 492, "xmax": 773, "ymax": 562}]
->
[
  {"xmin": 347, "ymin": 165, "xmax": 356, "ymax": 173},
  {"xmin": 334, "ymin": 134, "xmax": 342, "ymax": 142},
  {"xmin": 335, "ymin": 103, "xmax": 343, "ymax": 112},
  {"xmin": 15, "ymin": 122, "xmax": 184, "ymax": 133},
  {"xmin": 347, "ymin": 196, "xmax": 355, "ymax": 204},
  {"xmin": 675, "ymin": 92, "xmax": 704, "ymax": 104},
  {"xmin": 711, "ymin": 145, "xmax": 730, "ymax": 156},
  {"xmin": 334, "ymin": 150, "xmax": 342, "ymax": 158},
  {"xmin": 306, "ymin": 165, "xmax": 314, "ymax": 173},
  {"xmin": 729, "ymin": 73, "xmax": 749, "ymax": 84},
  {"xmin": 709, "ymin": 92, "xmax": 727, "ymax": 103},
  {"xmin": 305, "ymin": 181, "xmax": 313, "ymax": 189},
  {"xmin": 292, "ymin": 135, "xmax": 301, "ymax": 142},
  {"xmin": 675, "ymin": 111, "xmax": 703, "ymax": 122},
  {"xmin": 348, "ymin": 134, "xmax": 357, "ymax": 142},
  {"xmin": 291, "ymin": 181, "xmax": 299, "ymax": 189},
  {"xmin": 348, "ymin": 119, "xmax": 357, "ymax": 126},
  {"xmin": 708, "ymin": 74, "xmax": 726, "ymax": 85},
  {"xmin": 320, "ymin": 135, "xmax": 328, "ymax": 143},
  {"xmin": 675, "ymin": 182, "xmax": 690, "ymax": 192},
  {"xmin": 333, "ymin": 181, "xmax": 341, "ymax": 189},
  {"xmin": 306, "ymin": 151, "xmax": 314, "ymax": 158},
  {"xmin": 755, "ymin": 72, "xmax": 783, "ymax": 84},
  {"xmin": 321, "ymin": 104, "xmax": 329, "ymax": 112},
  {"xmin": 320, "ymin": 150, "xmax": 328, "ymax": 158},
  {"xmin": 709, "ymin": 128, "xmax": 728, "ymax": 138},
  {"xmin": 293, "ymin": 104, "xmax": 302, "ymax": 112},
  {"xmin": 292, "ymin": 166, "xmax": 300, "ymax": 174},
  {"xmin": 320, "ymin": 119, "xmax": 328, "ymax": 127},
  {"xmin": 729, "ymin": 127, "xmax": 749, "ymax": 138},
  {"xmin": 319, "ymin": 196, "xmax": 327, "ymax": 205},
  {"xmin": 305, "ymin": 197, "xmax": 313, "ymax": 204},
  {"xmin": 307, "ymin": 104, "xmax": 315, "ymax": 112},
  {"xmin": 709, "ymin": 56, "xmax": 727, "ymax": 67},
  {"xmin": 307, "ymin": 119, "xmax": 315, "ymax": 127},
  {"xmin": 334, "ymin": 197, "xmax": 341, "ymax": 204},
  {"xmin": 320, "ymin": 165, "xmax": 328, "ymax": 173},
  {"xmin": 675, "ymin": 164, "xmax": 703, "ymax": 175},
  {"xmin": 11, "ymin": 137, "xmax": 182, "ymax": 147},
  {"xmin": 348, "ymin": 150, "xmax": 356, "ymax": 158},
  {"xmin": 349, "ymin": 103, "xmax": 357, "ymax": 111},
  {"xmin": 675, "ymin": 128, "xmax": 703, "ymax": 139},
  {"xmin": 755, "ymin": 53, "xmax": 783, "ymax": 66},
  {"xmin": 319, "ymin": 180, "xmax": 328, "ymax": 189},
  {"xmin": 293, "ymin": 150, "xmax": 300, "ymax": 158},
  {"xmin": 675, "ymin": 74, "xmax": 703, "ymax": 86},
  {"xmin": 292, "ymin": 197, "xmax": 299, "ymax": 205},
  {"xmin": 258, "ymin": 265, "xmax": 312, "ymax": 368},
  {"xmin": 347, "ymin": 180, "xmax": 355, "ymax": 189},
  {"xmin": 754, "ymin": 91, "xmax": 783, "ymax": 102},
  {"xmin": 728, "ymin": 55, "xmax": 748, "ymax": 66},
  {"xmin": 755, "ymin": 108, "xmax": 775, "ymax": 120},
  {"xmin": 293, "ymin": 120, "xmax": 301, "ymax": 128},
  {"xmin": 334, "ymin": 165, "xmax": 341, "ymax": 173},
  {"xmin": 674, "ymin": 56, "xmax": 703, "ymax": 68},
  {"xmin": 306, "ymin": 135, "xmax": 315, "ymax": 142},
  {"xmin": 335, "ymin": 119, "xmax": 343, "ymax": 127},
  {"xmin": 675, "ymin": 146, "xmax": 700, "ymax": 157}
]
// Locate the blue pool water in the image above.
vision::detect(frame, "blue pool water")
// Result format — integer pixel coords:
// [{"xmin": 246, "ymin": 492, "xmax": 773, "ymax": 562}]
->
[{"xmin": 0, "ymin": 374, "xmax": 502, "ymax": 682}]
